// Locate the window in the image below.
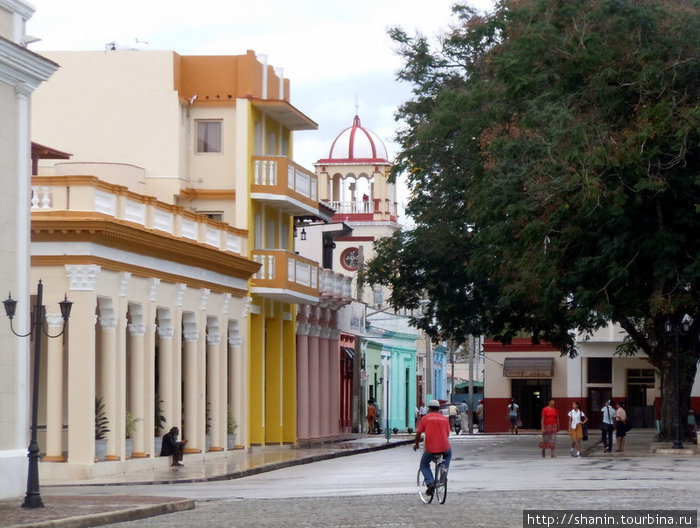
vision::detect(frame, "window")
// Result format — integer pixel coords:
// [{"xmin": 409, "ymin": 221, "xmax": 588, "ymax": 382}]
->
[
  {"xmin": 198, "ymin": 211, "xmax": 223, "ymax": 222},
  {"xmin": 196, "ymin": 121, "xmax": 222, "ymax": 153},
  {"xmin": 588, "ymin": 357, "xmax": 612, "ymax": 383}
]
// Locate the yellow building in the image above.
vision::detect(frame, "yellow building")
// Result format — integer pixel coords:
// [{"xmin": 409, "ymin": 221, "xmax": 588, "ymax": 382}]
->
[{"xmin": 30, "ymin": 49, "xmax": 322, "ymax": 478}]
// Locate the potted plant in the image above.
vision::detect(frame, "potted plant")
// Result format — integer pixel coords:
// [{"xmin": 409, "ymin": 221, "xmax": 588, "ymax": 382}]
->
[
  {"xmin": 125, "ymin": 411, "xmax": 142, "ymax": 458},
  {"xmin": 95, "ymin": 397, "xmax": 110, "ymax": 461},
  {"xmin": 227, "ymin": 405, "xmax": 238, "ymax": 450},
  {"xmin": 154, "ymin": 398, "xmax": 166, "ymax": 454}
]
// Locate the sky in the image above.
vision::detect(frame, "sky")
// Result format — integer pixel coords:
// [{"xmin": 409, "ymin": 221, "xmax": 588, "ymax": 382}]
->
[{"xmin": 25, "ymin": 0, "xmax": 494, "ymax": 214}]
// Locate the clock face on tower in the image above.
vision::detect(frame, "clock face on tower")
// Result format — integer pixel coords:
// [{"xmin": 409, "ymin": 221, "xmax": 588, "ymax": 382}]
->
[{"xmin": 340, "ymin": 247, "xmax": 360, "ymax": 271}]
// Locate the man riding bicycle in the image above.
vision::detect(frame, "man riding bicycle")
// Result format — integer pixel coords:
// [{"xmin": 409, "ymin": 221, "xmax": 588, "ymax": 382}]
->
[{"xmin": 414, "ymin": 399, "xmax": 452, "ymax": 496}]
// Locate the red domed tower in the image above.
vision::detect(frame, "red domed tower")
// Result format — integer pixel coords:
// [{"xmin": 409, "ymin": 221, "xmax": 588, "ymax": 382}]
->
[
  {"xmin": 315, "ymin": 115, "xmax": 397, "ymax": 225},
  {"xmin": 314, "ymin": 115, "xmax": 399, "ymax": 301}
]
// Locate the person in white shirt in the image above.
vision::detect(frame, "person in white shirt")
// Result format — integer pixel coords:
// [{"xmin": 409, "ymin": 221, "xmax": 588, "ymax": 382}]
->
[
  {"xmin": 567, "ymin": 401, "xmax": 588, "ymax": 457},
  {"xmin": 600, "ymin": 400, "xmax": 615, "ymax": 453}
]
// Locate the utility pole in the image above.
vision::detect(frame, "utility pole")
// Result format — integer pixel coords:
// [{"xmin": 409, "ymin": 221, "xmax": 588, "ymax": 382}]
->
[
  {"xmin": 450, "ymin": 340, "xmax": 455, "ymax": 402},
  {"xmin": 468, "ymin": 335, "xmax": 475, "ymax": 434}
]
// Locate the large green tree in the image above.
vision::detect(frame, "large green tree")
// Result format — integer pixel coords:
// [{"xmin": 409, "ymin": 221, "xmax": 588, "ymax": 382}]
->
[{"xmin": 366, "ymin": 0, "xmax": 700, "ymax": 439}]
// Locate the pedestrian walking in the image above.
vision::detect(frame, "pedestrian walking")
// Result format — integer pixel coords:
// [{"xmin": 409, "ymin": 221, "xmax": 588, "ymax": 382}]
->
[
  {"xmin": 507, "ymin": 399, "xmax": 520, "ymax": 434},
  {"xmin": 614, "ymin": 401, "xmax": 628, "ymax": 452},
  {"xmin": 366, "ymin": 399, "xmax": 377, "ymax": 434},
  {"xmin": 601, "ymin": 400, "xmax": 615, "ymax": 453},
  {"xmin": 476, "ymin": 400, "xmax": 484, "ymax": 432},
  {"xmin": 567, "ymin": 402, "xmax": 587, "ymax": 457},
  {"xmin": 459, "ymin": 401, "xmax": 469, "ymax": 434},
  {"xmin": 540, "ymin": 399, "xmax": 559, "ymax": 458}
]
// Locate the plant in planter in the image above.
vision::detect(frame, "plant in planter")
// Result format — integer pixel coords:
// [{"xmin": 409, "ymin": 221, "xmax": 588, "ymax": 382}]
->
[
  {"xmin": 227, "ymin": 405, "xmax": 238, "ymax": 450},
  {"xmin": 125, "ymin": 411, "xmax": 142, "ymax": 458},
  {"xmin": 153, "ymin": 398, "xmax": 167, "ymax": 454},
  {"xmin": 95, "ymin": 397, "xmax": 110, "ymax": 461},
  {"xmin": 154, "ymin": 398, "xmax": 166, "ymax": 436}
]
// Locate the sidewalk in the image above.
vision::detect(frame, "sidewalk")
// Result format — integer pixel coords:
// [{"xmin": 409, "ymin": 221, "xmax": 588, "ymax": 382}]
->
[{"xmin": 0, "ymin": 435, "xmax": 412, "ymax": 528}]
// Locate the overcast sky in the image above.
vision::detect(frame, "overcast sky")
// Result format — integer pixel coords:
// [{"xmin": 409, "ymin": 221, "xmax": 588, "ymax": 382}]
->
[{"xmin": 26, "ymin": 0, "xmax": 494, "ymax": 214}]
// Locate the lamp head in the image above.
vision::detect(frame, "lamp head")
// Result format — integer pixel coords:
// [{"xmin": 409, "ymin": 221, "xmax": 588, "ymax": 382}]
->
[
  {"xmin": 3, "ymin": 293, "xmax": 17, "ymax": 320},
  {"xmin": 59, "ymin": 295, "xmax": 73, "ymax": 321}
]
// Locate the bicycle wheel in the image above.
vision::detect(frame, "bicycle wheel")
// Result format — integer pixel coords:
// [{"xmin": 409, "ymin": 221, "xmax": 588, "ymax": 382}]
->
[
  {"xmin": 435, "ymin": 463, "xmax": 447, "ymax": 504},
  {"xmin": 417, "ymin": 468, "xmax": 434, "ymax": 504}
]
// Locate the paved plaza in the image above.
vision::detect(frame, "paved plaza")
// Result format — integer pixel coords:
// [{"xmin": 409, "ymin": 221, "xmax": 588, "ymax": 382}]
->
[{"xmin": 2, "ymin": 430, "xmax": 698, "ymax": 528}]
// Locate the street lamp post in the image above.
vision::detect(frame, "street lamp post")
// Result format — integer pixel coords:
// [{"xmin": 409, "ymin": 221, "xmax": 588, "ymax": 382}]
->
[
  {"xmin": 664, "ymin": 316, "xmax": 691, "ymax": 450},
  {"xmin": 3, "ymin": 280, "xmax": 72, "ymax": 509}
]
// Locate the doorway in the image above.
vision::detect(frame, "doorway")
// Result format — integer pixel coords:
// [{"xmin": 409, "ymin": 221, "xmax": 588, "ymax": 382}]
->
[
  {"xmin": 511, "ymin": 379, "xmax": 552, "ymax": 429},
  {"xmin": 587, "ymin": 387, "xmax": 612, "ymax": 429}
]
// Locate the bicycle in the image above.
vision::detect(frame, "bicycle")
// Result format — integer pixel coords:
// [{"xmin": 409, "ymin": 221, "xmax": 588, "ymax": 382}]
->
[{"xmin": 417, "ymin": 453, "xmax": 447, "ymax": 504}]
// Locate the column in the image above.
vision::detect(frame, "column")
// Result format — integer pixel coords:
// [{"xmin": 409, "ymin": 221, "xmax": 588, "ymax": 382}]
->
[
  {"xmin": 218, "ymin": 317, "xmax": 228, "ymax": 450},
  {"xmin": 228, "ymin": 330, "xmax": 243, "ymax": 448},
  {"xmin": 329, "ymin": 327, "xmax": 341, "ymax": 437},
  {"xmin": 128, "ymin": 319, "xmax": 146, "ymax": 457},
  {"xmin": 65, "ymin": 264, "xmax": 99, "ymax": 465},
  {"xmin": 98, "ymin": 309, "xmax": 119, "ymax": 460},
  {"xmin": 182, "ymin": 315, "xmax": 200, "ymax": 452},
  {"xmin": 43, "ymin": 314, "xmax": 65, "ymax": 461},
  {"xmin": 156, "ymin": 309, "xmax": 174, "ymax": 437},
  {"xmin": 296, "ymin": 308, "xmax": 310, "ymax": 441},
  {"xmin": 206, "ymin": 321, "xmax": 222, "ymax": 450},
  {"xmin": 308, "ymin": 307, "xmax": 321, "ymax": 438},
  {"xmin": 319, "ymin": 326, "xmax": 331, "ymax": 438}
]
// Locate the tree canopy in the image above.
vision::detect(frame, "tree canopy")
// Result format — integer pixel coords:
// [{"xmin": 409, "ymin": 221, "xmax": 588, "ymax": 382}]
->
[{"xmin": 365, "ymin": 0, "xmax": 700, "ymax": 436}]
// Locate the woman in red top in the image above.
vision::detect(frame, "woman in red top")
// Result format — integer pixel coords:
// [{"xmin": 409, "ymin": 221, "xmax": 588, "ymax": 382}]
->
[{"xmin": 540, "ymin": 399, "xmax": 559, "ymax": 458}]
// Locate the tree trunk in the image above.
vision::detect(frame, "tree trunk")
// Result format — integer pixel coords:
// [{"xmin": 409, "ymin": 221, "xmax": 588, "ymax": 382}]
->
[{"xmin": 656, "ymin": 336, "xmax": 697, "ymax": 442}]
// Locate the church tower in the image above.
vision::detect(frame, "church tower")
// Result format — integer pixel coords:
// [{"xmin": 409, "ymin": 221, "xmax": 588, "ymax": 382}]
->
[{"xmin": 314, "ymin": 114, "xmax": 399, "ymax": 305}]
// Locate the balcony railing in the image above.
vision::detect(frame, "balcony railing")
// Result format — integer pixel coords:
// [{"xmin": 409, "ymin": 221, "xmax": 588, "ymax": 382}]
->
[
  {"xmin": 251, "ymin": 249, "xmax": 319, "ymax": 302},
  {"xmin": 320, "ymin": 268, "xmax": 353, "ymax": 300},
  {"xmin": 31, "ymin": 176, "xmax": 247, "ymax": 255},
  {"xmin": 324, "ymin": 200, "xmax": 373, "ymax": 214},
  {"xmin": 252, "ymin": 156, "xmax": 318, "ymax": 214}
]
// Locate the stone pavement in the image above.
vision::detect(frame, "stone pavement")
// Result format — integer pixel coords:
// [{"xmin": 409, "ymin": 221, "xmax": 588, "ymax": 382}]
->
[
  {"xmin": 0, "ymin": 435, "xmax": 411, "ymax": 528},
  {"xmin": 1, "ymin": 430, "xmax": 696, "ymax": 528}
]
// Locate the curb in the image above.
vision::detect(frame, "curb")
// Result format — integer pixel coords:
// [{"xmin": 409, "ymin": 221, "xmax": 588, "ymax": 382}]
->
[{"xmin": 4, "ymin": 499, "xmax": 194, "ymax": 528}]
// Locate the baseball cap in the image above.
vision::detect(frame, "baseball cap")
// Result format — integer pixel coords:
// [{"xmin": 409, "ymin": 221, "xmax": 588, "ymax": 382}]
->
[{"xmin": 428, "ymin": 399, "xmax": 440, "ymax": 408}]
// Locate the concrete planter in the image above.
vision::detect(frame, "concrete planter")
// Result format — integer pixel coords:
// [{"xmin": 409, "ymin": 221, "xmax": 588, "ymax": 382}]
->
[{"xmin": 95, "ymin": 438, "xmax": 107, "ymax": 461}]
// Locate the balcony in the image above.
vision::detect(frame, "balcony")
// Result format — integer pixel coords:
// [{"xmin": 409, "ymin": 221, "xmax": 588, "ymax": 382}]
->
[
  {"xmin": 319, "ymin": 269, "xmax": 353, "ymax": 308},
  {"xmin": 31, "ymin": 176, "xmax": 248, "ymax": 255},
  {"xmin": 250, "ymin": 249, "xmax": 319, "ymax": 304},
  {"xmin": 251, "ymin": 156, "xmax": 319, "ymax": 216}
]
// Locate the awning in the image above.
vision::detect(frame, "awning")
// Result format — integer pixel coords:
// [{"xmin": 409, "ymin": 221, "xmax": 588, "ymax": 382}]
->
[
  {"xmin": 455, "ymin": 381, "xmax": 484, "ymax": 389},
  {"xmin": 502, "ymin": 357, "xmax": 554, "ymax": 378},
  {"xmin": 341, "ymin": 346, "xmax": 355, "ymax": 361}
]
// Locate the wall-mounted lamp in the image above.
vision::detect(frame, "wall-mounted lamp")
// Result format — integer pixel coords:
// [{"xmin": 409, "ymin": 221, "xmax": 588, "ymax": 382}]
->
[{"xmin": 300, "ymin": 228, "xmax": 307, "ymax": 241}]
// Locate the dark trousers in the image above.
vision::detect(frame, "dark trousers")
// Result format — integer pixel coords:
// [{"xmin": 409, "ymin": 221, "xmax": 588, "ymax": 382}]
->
[
  {"xmin": 601, "ymin": 423, "xmax": 614, "ymax": 449},
  {"xmin": 171, "ymin": 442, "xmax": 184, "ymax": 462}
]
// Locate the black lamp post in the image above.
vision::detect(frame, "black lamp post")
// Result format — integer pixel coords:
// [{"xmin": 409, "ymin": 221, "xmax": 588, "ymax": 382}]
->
[
  {"xmin": 664, "ymin": 316, "xmax": 691, "ymax": 450},
  {"xmin": 3, "ymin": 280, "xmax": 72, "ymax": 509}
]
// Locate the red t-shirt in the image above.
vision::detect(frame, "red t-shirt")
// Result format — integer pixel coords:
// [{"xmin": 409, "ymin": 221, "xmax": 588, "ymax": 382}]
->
[
  {"xmin": 541, "ymin": 406, "xmax": 558, "ymax": 426},
  {"xmin": 417, "ymin": 412, "xmax": 451, "ymax": 453}
]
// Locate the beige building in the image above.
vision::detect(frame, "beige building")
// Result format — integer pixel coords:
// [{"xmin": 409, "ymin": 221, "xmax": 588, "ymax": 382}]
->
[
  {"xmin": 0, "ymin": 0, "xmax": 58, "ymax": 499},
  {"xmin": 30, "ymin": 49, "xmax": 323, "ymax": 479}
]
